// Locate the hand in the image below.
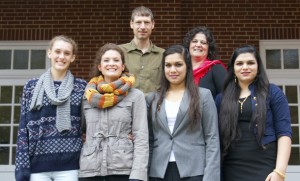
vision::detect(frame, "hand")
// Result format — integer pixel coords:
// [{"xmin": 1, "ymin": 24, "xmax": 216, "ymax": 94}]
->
[
  {"xmin": 128, "ymin": 132, "xmax": 134, "ymax": 141},
  {"xmin": 265, "ymin": 171, "xmax": 284, "ymax": 181},
  {"xmin": 82, "ymin": 133, "xmax": 86, "ymax": 143}
]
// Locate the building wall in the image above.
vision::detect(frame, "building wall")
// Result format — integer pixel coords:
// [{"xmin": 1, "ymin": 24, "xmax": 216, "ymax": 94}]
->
[{"xmin": 0, "ymin": 0, "xmax": 299, "ymax": 80}]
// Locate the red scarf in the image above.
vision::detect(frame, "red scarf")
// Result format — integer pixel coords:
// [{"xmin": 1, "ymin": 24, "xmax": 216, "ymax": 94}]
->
[{"xmin": 193, "ymin": 59, "xmax": 227, "ymax": 85}]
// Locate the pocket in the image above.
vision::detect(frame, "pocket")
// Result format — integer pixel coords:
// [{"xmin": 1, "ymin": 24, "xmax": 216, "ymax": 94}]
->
[
  {"xmin": 110, "ymin": 145, "xmax": 133, "ymax": 170},
  {"xmin": 150, "ymin": 66, "xmax": 161, "ymax": 79},
  {"xmin": 109, "ymin": 101, "xmax": 133, "ymax": 122},
  {"xmin": 79, "ymin": 145, "xmax": 101, "ymax": 171},
  {"xmin": 149, "ymin": 66, "xmax": 161, "ymax": 89}
]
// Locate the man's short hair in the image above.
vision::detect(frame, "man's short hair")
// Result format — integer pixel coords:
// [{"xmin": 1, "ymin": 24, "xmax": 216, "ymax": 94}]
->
[{"xmin": 131, "ymin": 6, "xmax": 154, "ymax": 21}]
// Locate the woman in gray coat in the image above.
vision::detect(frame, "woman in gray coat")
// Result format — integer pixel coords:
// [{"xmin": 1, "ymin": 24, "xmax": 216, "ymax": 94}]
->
[
  {"xmin": 79, "ymin": 43, "xmax": 149, "ymax": 181},
  {"xmin": 146, "ymin": 45, "xmax": 220, "ymax": 181}
]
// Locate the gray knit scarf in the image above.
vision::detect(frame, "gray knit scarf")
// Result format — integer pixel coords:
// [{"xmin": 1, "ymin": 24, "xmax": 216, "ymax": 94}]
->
[{"xmin": 29, "ymin": 69, "xmax": 74, "ymax": 132}]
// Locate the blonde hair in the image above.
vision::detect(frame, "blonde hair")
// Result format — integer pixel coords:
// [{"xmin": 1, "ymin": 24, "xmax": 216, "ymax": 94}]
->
[{"xmin": 49, "ymin": 35, "xmax": 78, "ymax": 55}]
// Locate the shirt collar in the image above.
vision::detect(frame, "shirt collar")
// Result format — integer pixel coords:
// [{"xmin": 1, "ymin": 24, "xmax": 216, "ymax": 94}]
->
[{"xmin": 127, "ymin": 39, "xmax": 161, "ymax": 53}]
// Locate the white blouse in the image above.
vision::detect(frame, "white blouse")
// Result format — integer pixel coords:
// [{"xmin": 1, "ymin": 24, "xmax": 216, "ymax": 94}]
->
[{"xmin": 165, "ymin": 99, "xmax": 181, "ymax": 162}]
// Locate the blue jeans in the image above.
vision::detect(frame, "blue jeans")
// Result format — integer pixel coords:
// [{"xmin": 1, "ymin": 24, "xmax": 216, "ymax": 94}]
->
[{"xmin": 30, "ymin": 170, "xmax": 79, "ymax": 181}]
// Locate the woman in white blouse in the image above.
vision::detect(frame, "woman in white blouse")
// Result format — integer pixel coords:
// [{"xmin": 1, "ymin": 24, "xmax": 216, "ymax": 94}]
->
[{"xmin": 146, "ymin": 45, "xmax": 220, "ymax": 181}]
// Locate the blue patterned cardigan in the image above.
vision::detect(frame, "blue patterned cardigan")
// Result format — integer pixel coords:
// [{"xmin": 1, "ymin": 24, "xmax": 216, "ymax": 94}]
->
[{"xmin": 15, "ymin": 77, "xmax": 86, "ymax": 181}]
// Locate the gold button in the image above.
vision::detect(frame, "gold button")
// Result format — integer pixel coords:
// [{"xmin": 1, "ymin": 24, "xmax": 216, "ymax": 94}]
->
[{"xmin": 253, "ymin": 97, "xmax": 257, "ymax": 100}]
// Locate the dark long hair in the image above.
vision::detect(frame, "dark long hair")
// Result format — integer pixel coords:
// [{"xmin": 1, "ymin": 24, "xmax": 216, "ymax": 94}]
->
[
  {"xmin": 156, "ymin": 44, "xmax": 201, "ymax": 128},
  {"xmin": 219, "ymin": 45, "xmax": 269, "ymax": 156},
  {"xmin": 183, "ymin": 26, "xmax": 218, "ymax": 60}
]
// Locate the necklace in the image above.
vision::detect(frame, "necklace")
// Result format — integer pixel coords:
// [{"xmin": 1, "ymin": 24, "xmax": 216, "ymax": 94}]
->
[{"xmin": 238, "ymin": 95, "xmax": 249, "ymax": 113}]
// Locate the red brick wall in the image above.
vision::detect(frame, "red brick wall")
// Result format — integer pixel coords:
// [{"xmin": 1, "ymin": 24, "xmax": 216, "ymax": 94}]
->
[{"xmin": 0, "ymin": 0, "xmax": 299, "ymax": 80}]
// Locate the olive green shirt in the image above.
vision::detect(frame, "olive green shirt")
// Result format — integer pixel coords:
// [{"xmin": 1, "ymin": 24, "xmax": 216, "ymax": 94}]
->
[{"xmin": 119, "ymin": 40, "xmax": 165, "ymax": 95}]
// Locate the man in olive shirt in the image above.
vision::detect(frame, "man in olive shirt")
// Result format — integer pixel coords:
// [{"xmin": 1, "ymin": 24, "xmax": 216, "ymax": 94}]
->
[{"xmin": 119, "ymin": 6, "xmax": 164, "ymax": 95}]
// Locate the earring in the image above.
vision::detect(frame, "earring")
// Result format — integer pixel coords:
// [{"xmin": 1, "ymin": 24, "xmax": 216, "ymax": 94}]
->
[{"xmin": 234, "ymin": 76, "xmax": 237, "ymax": 83}]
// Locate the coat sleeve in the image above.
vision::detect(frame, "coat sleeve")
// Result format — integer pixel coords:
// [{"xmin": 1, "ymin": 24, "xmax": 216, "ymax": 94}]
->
[
  {"xmin": 145, "ymin": 93, "xmax": 155, "ymax": 173},
  {"xmin": 130, "ymin": 91, "xmax": 149, "ymax": 181},
  {"xmin": 15, "ymin": 81, "xmax": 32, "ymax": 181},
  {"xmin": 269, "ymin": 84, "xmax": 292, "ymax": 138},
  {"xmin": 214, "ymin": 93, "xmax": 222, "ymax": 114},
  {"xmin": 201, "ymin": 89, "xmax": 221, "ymax": 181}
]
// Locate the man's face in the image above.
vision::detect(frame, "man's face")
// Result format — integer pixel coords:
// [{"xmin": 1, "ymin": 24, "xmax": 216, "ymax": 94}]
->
[{"xmin": 130, "ymin": 15, "xmax": 154, "ymax": 40}]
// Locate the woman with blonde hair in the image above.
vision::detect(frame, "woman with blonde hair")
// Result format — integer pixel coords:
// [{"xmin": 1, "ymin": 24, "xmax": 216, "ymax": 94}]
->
[{"xmin": 15, "ymin": 35, "xmax": 87, "ymax": 181}]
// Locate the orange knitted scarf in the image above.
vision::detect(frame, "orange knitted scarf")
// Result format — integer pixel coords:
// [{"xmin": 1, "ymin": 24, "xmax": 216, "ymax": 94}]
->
[{"xmin": 85, "ymin": 74, "xmax": 135, "ymax": 109}]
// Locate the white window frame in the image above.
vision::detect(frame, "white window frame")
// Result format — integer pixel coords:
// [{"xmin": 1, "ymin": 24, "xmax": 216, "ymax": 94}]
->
[
  {"xmin": 260, "ymin": 40, "xmax": 300, "ymax": 180},
  {"xmin": 259, "ymin": 40, "xmax": 300, "ymax": 80},
  {"xmin": 0, "ymin": 41, "xmax": 50, "ymax": 79},
  {"xmin": 0, "ymin": 41, "xmax": 50, "ymax": 180}
]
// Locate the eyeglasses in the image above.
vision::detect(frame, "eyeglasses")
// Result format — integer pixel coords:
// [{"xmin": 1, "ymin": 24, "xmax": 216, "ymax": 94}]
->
[{"xmin": 191, "ymin": 39, "xmax": 208, "ymax": 45}]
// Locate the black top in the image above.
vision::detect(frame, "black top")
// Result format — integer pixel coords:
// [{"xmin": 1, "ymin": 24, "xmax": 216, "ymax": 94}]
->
[
  {"xmin": 198, "ymin": 64, "xmax": 227, "ymax": 98},
  {"xmin": 223, "ymin": 96, "xmax": 277, "ymax": 181},
  {"xmin": 238, "ymin": 96, "xmax": 252, "ymax": 122}
]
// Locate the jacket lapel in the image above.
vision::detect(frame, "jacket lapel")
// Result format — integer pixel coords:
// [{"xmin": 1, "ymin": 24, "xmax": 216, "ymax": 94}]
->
[
  {"xmin": 172, "ymin": 91, "xmax": 189, "ymax": 134},
  {"xmin": 157, "ymin": 99, "xmax": 172, "ymax": 135}
]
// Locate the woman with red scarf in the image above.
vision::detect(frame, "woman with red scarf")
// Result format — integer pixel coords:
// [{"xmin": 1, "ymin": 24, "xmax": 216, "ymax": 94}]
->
[{"xmin": 183, "ymin": 26, "xmax": 227, "ymax": 98}]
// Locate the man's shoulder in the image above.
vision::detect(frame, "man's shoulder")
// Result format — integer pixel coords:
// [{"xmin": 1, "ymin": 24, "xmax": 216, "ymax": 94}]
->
[
  {"xmin": 119, "ymin": 42, "xmax": 134, "ymax": 52},
  {"xmin": 119, "ymin": 42, "xmax": 131, "ymax": 48},
  {"xmin": 152, "ymin": 44, "xmax": 165, "ymax": 53}
]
